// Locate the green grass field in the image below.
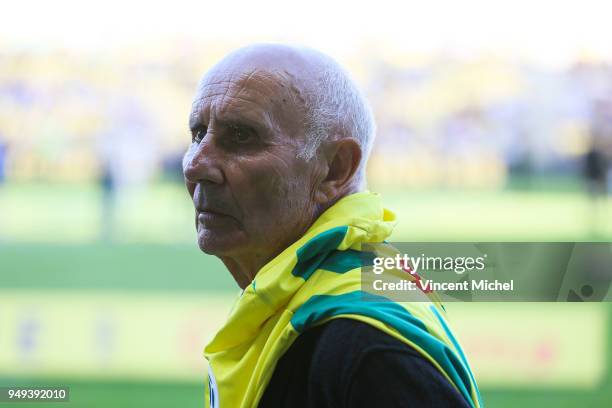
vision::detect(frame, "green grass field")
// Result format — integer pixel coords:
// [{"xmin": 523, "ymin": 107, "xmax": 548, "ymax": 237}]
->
[
  {"xmin": 1, "ymin": 182, "xmax": 611, "ymax": 243},
  {"xmin": 1, "ymin": 182, "xmax": 611, "ymax": 407}
]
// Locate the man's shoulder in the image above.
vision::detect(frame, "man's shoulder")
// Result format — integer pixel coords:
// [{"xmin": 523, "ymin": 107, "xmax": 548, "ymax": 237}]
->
[
  {"xmin": 262, "ymin": 318, "xmax": 471, "ymax": 408},
  {"xmin": 304, "ymin": 318, "xmax": 431, "ymax": 387},
  {"xmin": 262, "ymin": 318, "xmax": 415, "ymax": 407},
  {"xmin": 306, "ymin": 317, "xmax": 423, "ymax": 367},
  {"xmin": 310, "ymin": 318, "xmax": 414, "ymax": 349}
]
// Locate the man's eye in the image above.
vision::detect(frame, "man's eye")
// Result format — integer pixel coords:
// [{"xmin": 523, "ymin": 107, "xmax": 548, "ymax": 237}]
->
[
  {"xmin": 193, "ymin": 129, "xmax": 206, "ymax": 143},
  {"xmin": 231, "ymin": 125, "xmax": 254, "ymax": 143}
]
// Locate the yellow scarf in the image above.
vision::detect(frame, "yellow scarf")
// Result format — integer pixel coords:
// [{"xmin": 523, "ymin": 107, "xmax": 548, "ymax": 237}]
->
[{"xmin": 204, "ymin": 192, "xmax": 481, "ymax": 408}]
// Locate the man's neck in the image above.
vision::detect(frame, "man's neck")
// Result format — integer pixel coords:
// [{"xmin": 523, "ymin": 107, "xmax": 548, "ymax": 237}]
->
[
  {"xmin": 219, "ymin": 256, "xmax": 260, "ymax": 289},
  {"xmin": 219, "ymin": 214, "xmax": 319, "ymax": 289},
  {"xmin": 219, "ymin": 191, "xmax": 359, "ymax": 289}
]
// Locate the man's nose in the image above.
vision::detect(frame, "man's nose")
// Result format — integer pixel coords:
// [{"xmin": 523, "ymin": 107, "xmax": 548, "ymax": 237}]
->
[{"xmin": 183, "ymin": 135, "xmax": 225, "ymax": 186}]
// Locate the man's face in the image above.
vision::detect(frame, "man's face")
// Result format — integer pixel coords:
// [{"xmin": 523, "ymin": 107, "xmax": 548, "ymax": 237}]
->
[{"xmin": 183, "ymin": 65, "xmax": 322, "ymax": 263}]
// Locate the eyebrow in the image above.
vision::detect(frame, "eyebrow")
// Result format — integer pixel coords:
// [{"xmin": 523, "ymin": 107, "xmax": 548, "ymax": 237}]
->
[
  {"xmin": 217, "ymin": 112, "xmax": 269, "ymax": 132},
  {"xmin": 189, "ymin": 116, "xmax": 200, "ymax": 133},
  {"xmin": 189, "ymin": 101, "xmax": 206, "ymax": 132},
  {"xmin": 189, "ymin": 104, "xmax": 277, "ymax": 137}
]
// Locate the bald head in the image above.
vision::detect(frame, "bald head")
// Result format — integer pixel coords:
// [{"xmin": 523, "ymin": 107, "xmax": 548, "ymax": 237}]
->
[
  {"xmin": 184, "ymin": 44, "xmax": 375, "ymax": 287},
  {"xmin": 195, "ymin": 44, "xmax": 376, "ymax": 186},
  {"xmin": 205, "ymin": 44, "xmax": 321, "ymax": 79}
]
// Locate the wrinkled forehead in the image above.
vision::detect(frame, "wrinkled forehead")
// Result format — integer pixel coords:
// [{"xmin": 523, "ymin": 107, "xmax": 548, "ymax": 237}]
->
[
  {"xmin": 194, "ymin": 66, "xmax": 285, "ymax": 105},
  {"xmin": 190, "ymin": 62, "xmax": 304, "ymax": 133}
]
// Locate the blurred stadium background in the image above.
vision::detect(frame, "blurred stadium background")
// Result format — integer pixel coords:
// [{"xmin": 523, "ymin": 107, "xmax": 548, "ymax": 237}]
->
[{"xmin": 1, "ymin": 1, "xmax": 612, "ymax": 407}]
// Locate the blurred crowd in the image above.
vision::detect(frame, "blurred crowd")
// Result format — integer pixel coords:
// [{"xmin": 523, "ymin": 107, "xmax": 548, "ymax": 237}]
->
[{"xmin": 0, "ymin": 47, "xmax": 611, "ymax": 192}]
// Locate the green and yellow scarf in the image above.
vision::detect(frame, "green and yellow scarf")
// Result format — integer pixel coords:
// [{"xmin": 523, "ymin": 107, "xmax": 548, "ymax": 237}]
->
[{"xmin": 204, "ymin": 191, "xmax": 482, "ymax": 408}]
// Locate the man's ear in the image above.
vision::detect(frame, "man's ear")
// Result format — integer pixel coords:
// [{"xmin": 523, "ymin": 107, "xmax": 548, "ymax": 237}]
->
[{"xmin": 314, "ymin": 137, "xmax": 362, "ymax": 204}]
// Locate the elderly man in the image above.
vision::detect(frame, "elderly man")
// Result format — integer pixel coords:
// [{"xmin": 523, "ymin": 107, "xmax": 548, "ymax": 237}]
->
[{"xmin": 184, "ymin": 44, "xmax": 481, "ymax": 408}]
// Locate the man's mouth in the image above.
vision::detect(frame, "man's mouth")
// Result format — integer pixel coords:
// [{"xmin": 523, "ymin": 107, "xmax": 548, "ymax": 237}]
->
[
  {"xmin": 198, "ymin": 208, "xmax": 227, "ymax": 216},
  {"xmin": 197, "ymin": 208, "xmax": 235, "ymax": 225}
]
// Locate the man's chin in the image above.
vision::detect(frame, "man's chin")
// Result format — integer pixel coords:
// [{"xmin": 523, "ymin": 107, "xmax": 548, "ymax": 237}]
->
[{"xmin": 196, "ymin": 230, "xmax": 246, "ymax": 256}]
